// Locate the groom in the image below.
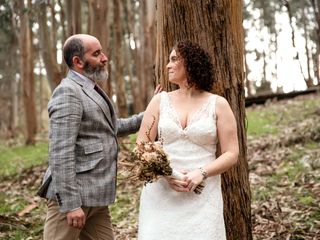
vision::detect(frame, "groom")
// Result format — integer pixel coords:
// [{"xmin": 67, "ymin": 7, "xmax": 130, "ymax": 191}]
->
[{"xmin": 38, "ymin": 34, "xmax": 144, "ymax": 239}]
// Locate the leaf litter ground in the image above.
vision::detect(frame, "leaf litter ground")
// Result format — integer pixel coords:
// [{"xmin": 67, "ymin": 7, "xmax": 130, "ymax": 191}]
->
[{"xmin": 0, "ymin": 93, "xmax": 319, "ymax": 239}]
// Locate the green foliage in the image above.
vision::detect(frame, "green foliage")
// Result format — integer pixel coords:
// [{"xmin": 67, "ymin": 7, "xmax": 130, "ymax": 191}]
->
[
  {"xmin": 0, "ymin": 143, "xmax": 48, "ymax": 178},
  {"xmin": 246, "ymin": 107, "xmax": 279, "ymax": 136}
]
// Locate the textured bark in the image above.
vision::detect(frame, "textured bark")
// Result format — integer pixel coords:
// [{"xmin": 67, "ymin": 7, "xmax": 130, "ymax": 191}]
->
[
  {"xmin": 113, "ymin": 0, "xmax": 127, "ymax": 117},
  {"xmin": 155, "ymin": 1, "xmax": 252, "ymax": 239},
  {"xmin": 19, "ymin": 0, "xmax": 37, "ymax": 145}
]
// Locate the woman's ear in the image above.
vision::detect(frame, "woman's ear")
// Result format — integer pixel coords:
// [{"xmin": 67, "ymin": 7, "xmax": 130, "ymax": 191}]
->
[{"xmin": 72, "ymin": 56, "xmax": 84, "ymax": 69}]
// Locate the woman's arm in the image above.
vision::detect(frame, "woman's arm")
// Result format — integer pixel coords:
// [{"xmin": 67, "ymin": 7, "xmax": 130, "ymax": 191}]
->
[
  {"xmin": 183, "ymin": 96, "xmax": 239, "ymax": 192},
  {"xmin": 136, "ymin": 93, "xmax": 161, "ymax": 143}
]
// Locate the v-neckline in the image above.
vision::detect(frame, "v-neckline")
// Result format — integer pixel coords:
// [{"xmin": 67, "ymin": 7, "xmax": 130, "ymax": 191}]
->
[{"xmin": 166, "ymin": 92, "xmax": 212, "ymax": 131}]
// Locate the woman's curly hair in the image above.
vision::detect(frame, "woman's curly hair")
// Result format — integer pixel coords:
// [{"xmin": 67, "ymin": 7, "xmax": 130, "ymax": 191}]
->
[{"xmin": 173, "ymin": 40, "xmax": 214, "ymax": 91}]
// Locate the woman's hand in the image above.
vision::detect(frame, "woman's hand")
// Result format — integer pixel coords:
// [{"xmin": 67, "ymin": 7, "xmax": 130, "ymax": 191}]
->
[
  {"xmin": 184, "ymin": 169, "xmax": 204, "ymax": 192},
  {"xmin": 164, "ymin": 170, "xmax": 190, "ymax": 192}
]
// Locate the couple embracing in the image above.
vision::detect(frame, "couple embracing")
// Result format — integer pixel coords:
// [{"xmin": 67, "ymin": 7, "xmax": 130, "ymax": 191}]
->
[{"xmin": 38, "ymin": 34, "xmax": 238, "ymax": 240}]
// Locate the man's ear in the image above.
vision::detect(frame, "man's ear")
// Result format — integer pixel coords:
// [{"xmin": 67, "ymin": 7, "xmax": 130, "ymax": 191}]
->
[{"xmin": 73, "ymin": 56, "xmax": 84, "ymax": 69}]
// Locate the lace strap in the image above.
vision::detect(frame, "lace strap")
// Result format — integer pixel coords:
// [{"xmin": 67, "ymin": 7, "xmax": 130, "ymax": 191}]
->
[
  {"xmin": 159, "ymin": 91, "xmax": 169, "ymax": 114},
  {"xmin": 208, "ymin": 94, "xmax": 217, "ymax": 120}
]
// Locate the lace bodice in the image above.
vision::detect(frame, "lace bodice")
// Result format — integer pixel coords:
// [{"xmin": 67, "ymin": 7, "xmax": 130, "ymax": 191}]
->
[
  {"xmin": 138, "ymin": 91, "xmax": 226, "ymax": 240},
  {"xmin": 159, "ymin": 91, "xmax": 217, "ymax": 150}
]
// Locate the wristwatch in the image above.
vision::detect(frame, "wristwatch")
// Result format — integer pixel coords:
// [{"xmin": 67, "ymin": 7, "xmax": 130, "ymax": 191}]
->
[{"xmin": 199, "ymin": 167, "xmax": 208, "ymax": 180}]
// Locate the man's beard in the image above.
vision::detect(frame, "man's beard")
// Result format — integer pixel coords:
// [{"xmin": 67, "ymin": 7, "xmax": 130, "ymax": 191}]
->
[{"xmin": 83, "ymin": 62, "xmax": 108, "ymax": 81}]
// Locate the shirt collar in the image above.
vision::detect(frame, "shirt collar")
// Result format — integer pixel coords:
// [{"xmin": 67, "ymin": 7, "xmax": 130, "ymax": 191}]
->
[{"xmin": 70, "ymin": 70, "xmax": 95, "ymax": 87}]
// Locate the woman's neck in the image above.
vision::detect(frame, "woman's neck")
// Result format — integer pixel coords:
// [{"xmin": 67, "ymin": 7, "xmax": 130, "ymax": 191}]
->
[{"xmin": 177, "ymin": 84, "xmax": 203, "ymax": 97}]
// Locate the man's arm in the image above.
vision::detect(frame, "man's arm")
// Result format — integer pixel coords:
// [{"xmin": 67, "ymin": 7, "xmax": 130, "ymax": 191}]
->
[
  {"xmin": 116, "ymin": 112, "xmax": 144, "ymax": 137},
  {"xmin": 116, "ymin": 86, "xmax": 162, "ymax": 137},
  {"xmin": 48, "ymin": 84, "xmax": 83, "ymax": 213}
]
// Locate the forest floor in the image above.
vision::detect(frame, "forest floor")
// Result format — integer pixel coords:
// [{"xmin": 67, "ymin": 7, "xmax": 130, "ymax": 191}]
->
[{"xmin": 0, "ymin": 92, "xmax": 319, "ymax": 239}]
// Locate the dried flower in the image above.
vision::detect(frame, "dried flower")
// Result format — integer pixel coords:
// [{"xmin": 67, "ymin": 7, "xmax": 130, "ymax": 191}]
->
[{"xmin": 122, "ymin": 116, "xmax": 204, "ymax": 194}]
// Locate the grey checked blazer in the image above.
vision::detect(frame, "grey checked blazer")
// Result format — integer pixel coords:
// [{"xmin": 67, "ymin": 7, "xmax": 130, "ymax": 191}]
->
[{"xmin": 39, "ymin": 70, "xmax": 143, "ymax": 213}]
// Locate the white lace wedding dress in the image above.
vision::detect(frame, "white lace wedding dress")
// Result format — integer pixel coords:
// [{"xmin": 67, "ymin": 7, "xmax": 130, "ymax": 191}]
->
[{"xmin": 138, "ymin": 91, "xmax": 226, "ymax": 240}]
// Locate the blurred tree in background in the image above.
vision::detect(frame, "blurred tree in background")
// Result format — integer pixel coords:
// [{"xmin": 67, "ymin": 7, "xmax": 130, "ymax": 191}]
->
[{"xmin": 0, "ymin": 0, "xmax": 319, "ymax": 144}]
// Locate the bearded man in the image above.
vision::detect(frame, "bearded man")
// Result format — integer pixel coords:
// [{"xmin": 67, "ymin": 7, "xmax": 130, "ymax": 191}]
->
[{"xmin": 38, "ymin": 34, "xmax": 144, "ymax": 240}]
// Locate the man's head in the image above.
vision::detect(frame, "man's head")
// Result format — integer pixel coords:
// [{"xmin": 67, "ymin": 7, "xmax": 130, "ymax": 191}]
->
[{"xmin": 63, "ymin": 34, "xmax": 108, "ymax": 82}]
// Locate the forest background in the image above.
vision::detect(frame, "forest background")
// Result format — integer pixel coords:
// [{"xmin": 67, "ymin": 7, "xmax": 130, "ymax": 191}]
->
[
  {"xmin": 0, "ymin": 0, "xmax": 319, "ymax": 143},
  {"xmin": 0, "ymin": 0, "xmax": 320, "ymax": 239}
]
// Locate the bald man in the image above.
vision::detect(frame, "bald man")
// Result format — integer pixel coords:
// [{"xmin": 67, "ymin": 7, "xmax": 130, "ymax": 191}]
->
[{"xmin": 38, "ymin": 34, "xmax": 144, "ymax": 239}]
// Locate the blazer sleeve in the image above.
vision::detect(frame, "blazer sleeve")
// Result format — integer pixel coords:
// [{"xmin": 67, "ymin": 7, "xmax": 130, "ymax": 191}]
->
[
  {"xmin": 116, "ymin": 112, "xmax": 144, "ymax": 137},
  {"xmin": 48, "ymin": 84, "xmax": 83, "ymax": 213}
]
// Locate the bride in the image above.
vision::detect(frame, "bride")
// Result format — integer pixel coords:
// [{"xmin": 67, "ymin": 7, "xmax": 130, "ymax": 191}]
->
[{"xmin": 136, "ymin": 40, "xmax": 239, "ymax": 239}]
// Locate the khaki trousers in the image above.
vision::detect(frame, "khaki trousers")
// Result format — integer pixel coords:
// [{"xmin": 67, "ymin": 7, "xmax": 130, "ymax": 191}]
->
[{"xmin": 43, "ymin": 200, "xmax": 114, "ymax": 240}]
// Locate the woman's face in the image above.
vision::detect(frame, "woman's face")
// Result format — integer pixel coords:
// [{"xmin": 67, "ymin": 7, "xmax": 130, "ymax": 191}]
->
[{"xmin": 166, "ymin": 49, "xmax": 187, "ymax": 85}]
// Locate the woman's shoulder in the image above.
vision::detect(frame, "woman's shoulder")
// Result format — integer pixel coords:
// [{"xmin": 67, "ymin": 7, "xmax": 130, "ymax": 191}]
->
[{"xmin": 214, "ymin": 95, "xmax": 232, "ymax": 116}]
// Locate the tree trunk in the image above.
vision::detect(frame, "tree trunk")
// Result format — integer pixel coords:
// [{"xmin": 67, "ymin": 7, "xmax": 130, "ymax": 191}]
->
[
  {"xmin": 124, "ymin": 0, "xmax": 144, "ymax": 113},
  {"xmin": 19, "ymin": 0, "xmax": 37, "ymax": 145},
  {"xmin": 6, "ymin": 19, "xmax": 19, "ymax": 138},
  {"xmin": 303, "ymin": 8, "xmax": 313, "ymax": 87},
  {"xmin": 283, "ymin": 0, "xmax": 308, "ymax": 85},
  {"xmin": 37, "ymin": 2, "xmax": 64, "ymax": 90},
  {"xmin": 57, "ymin": 0, "xmax": 67, "ymax": 42},
  {"xmin": 113, "ymin": 0, "xmax": 127, "ymax": 117},
  {"xmin": 155, "ymin": 1, "xmax": 252, "ymax": 239},
  {"xmin": 87, "ymin": 0, "xmax": 112, "ymax": 95},
  {"xmin": 310, "ymin": 0, "xmax": 320, "ymax": 85},
  {"xmin": 310, "ymin": 0, "xmax": 320, "ymax": 46},
  {"xmin": 140, "ymin": 0, "xmax": 156, "ymax": 107},
  {"xmin": 66, "ymin": 0, "xmax": 82, "ymax": 35}
]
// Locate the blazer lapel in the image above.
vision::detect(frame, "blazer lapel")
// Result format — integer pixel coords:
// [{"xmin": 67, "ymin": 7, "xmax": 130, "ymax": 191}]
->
[{"xmin": 67, "ymin": 71, "xmax": 116, "ymax": 131}]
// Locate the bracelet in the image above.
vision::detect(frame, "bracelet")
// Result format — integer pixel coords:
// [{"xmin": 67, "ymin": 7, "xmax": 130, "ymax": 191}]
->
[{"xmin": 199, "ymin": 167, "xmax": 208, "ymax": 180}]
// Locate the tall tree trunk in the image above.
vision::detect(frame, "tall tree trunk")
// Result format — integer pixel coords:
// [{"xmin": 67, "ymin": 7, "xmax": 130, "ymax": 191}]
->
[
  {"xmin": 121, "ymin": 0, "xmax": 137, "ymax": 114},
  {"xmin": 8, "ymin": 38, "xmax": 19, "ymax": 138},
  {"xmin": 244, "ymin": 54, "xmax": 252, "ymax": 96},
  {"xmin": 283, "ymin": 0, "xmax": 308, "ymax": 84},
  {"xmin": 303, "ymin": 8, "xmax": 313, "ymax": 87},
  {"xmin": 310, "ymin": 0, "xmax": 320, "ymax": 85},
  {"xmin": 113, "ymin": 0, "xmax": 127, "ymax": 117},
  {"xmin": 313, "ymin": 48, "xmax": 320, "ymax": 85},
  {"xmin": 310, "ymin": 0, "xmax": 320, "ymax": 46},
  {"xmin": 125, "ymin": 0, "xmax": 144, "ymax": 113},
  {"xmin": 140, "ymin": 0, "xmax": 156, "ymax": 107},
  {"xmin": 87, "ymin": 0, "xmax": 112, "ymax": 95},
  {"xmin": 66, "ymin": 0, "xmax": 82, "ymax": 35},
  {"xmin": 57, "ymin": 0, "xmax": 67, "ymax": 42},
  {"xmin": 155, "ymin": 1, "xmax": 251, "ymax": 239},
  {"xmin": 37, "ymin": 2, "xmax": 64, "ymax": 90},
  {"xmin": 19, "ymin": 0, "xmax": 37, "ymax": 145}
]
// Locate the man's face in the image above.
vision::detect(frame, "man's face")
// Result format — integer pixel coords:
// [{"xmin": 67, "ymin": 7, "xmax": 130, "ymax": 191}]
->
[{"xmin": 82, "ymin": 39, "xmax": 109, "ymax": 81}]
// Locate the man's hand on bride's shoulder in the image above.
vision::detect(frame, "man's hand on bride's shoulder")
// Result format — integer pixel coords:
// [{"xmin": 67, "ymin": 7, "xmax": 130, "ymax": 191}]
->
[{"xmin": 153, "ymin": 84, "xmax": 163, "ymax": 96}]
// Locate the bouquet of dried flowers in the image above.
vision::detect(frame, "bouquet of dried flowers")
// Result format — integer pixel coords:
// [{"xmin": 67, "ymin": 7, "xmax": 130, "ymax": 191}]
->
[{"xmin": 122, "ymin": 117, "xmax": 204, "ymax": 194}]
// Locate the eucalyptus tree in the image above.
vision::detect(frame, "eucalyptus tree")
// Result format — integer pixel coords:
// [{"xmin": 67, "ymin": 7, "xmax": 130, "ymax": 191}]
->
[
  {"xmin": 282, "ymin": 0, "xmax": 318, "ymax": 87},
  {"xmin": 156, "ymin": 1, "xmax": 252, "ymax": 239},
  {"xmin": 0, "ymin": 0, "xmax": 19, "ymax": 138}
]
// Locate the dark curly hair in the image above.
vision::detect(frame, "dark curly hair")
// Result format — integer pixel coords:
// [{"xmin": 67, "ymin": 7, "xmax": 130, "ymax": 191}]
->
[{"xmin": 173, "ymin": 40, "xmax": 214, "ymax": 91}]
